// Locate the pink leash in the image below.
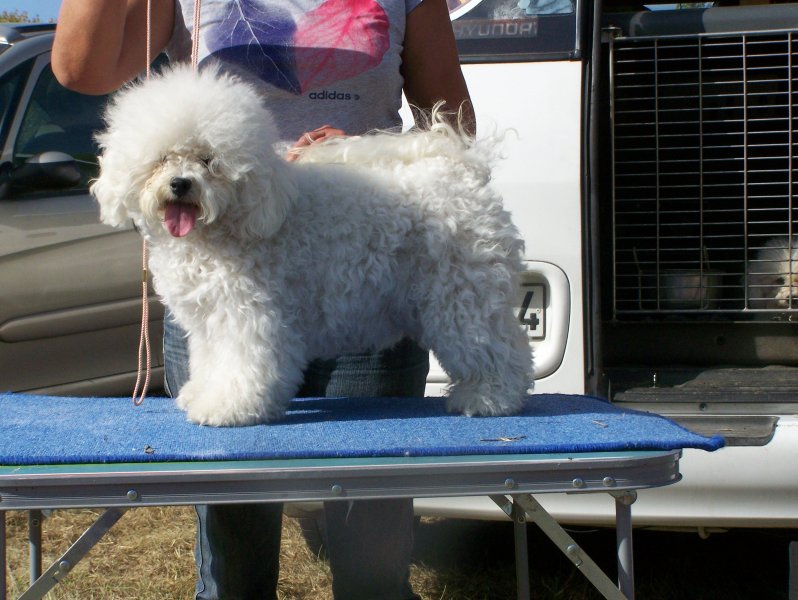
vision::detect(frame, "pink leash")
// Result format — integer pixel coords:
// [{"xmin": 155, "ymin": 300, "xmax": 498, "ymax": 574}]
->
[{"xmin": 133, "ymin": 0, "xmax": 202, "ymax": 405}]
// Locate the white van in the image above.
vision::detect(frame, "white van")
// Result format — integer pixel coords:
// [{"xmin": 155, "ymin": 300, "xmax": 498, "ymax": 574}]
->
[{"xmin": 416, "ymin": 0, "xmax": 798, "ymax": 536}]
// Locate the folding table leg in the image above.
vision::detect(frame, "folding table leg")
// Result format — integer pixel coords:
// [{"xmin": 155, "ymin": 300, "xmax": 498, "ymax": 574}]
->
[
  {"xmin": 490, "ymin": 495, "xmax": 531, "ymax": 600},
  {"xmin": 513, "ymin": 494, "xmax": 629, "ymax": 600},
  {"xmin": 1, "ymin": 510, "xmax": 6, "ymax": 600},
  {"xmin": 613, "ymin": 491, "xmax": 638, "ymax": 600},
  {"xmin": 512, "ymin": 502, "xmax": 531, "ymax": 600},
  {"xmin": 789, "ymin": 541, "xmax": 797, "ymax": 600},
  {"xmin": 17, "ymin": 507, "xmax": 128, "ymax": 600},
  {"xmin": 28, "ymin": 511, "xmax": 42, "ymax": 585}
]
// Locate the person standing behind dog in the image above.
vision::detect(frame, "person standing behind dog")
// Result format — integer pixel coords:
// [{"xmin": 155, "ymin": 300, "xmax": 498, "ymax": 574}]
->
[{"xmin": 53, "ymin": 2, "xmax": 473, "ymax": 599}]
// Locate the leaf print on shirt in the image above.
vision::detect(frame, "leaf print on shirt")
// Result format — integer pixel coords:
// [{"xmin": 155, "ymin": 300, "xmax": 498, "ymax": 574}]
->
[
  {"xmin": 293, "ymin": 0, "xmax": 390, "ymax": 92},
  {"xmin": 206, "ymin": 0, "xmax": 301, "ymax": 94},
  {"xmin": 205, "ymin": 0, "xmax": 390, "ymax": 95}
]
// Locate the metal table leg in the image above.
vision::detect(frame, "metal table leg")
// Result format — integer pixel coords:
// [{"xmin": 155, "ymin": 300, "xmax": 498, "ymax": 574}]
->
[
  {"xmin": 512, "ymin": 502, "xmax": 531, "ymax": 600},
  {"xmin": 491, "ymin": 495, "xmax": 533, "ymax": 600},
  {"xmin": 28, "ymin": 511, "xmax": 42, "ymax": 586},
  {"xmin": 18, "ymin": 508, "xmax": 127, "ymax": 600},
  {"xmin": 512, "ymin": 494, "xmax": 629, "ymax": 600},
  {"xmin": 1, "ymin": 510, "xmax": 6, "ymax": 600},
  {"xmin": 789, "ymin": 541, "xmax": 797, "ymax": 600},
  {"xmin": 613, "ymin": 491, "xmax": 638, "ymax": 600}
]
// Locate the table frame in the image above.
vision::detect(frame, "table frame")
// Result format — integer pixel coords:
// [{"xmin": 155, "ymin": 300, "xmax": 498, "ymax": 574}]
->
[{"xmin": 0, "ymin": 450, "xmax": 682, "ymax": 600}]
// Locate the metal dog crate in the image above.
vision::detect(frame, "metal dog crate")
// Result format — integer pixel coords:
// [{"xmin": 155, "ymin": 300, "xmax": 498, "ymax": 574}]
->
[{"xmin": 609, "ymin": 27, "xmax": 798, "ymax": 319}]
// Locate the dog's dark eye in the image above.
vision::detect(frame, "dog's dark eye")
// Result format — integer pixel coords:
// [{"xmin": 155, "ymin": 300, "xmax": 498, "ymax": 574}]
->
[{"xmin": 200, "ymin": 156, "xmax": 213, "ymax": 168}]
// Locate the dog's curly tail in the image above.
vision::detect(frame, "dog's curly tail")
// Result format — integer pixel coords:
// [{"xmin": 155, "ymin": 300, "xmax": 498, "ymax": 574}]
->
[
  {"xmin": 409, "ymin": 100, "xmax": 474, "ymax": 140},
  {"xmin": 295, "ymin": 101, "xmax": 506, "ymax": 176}
]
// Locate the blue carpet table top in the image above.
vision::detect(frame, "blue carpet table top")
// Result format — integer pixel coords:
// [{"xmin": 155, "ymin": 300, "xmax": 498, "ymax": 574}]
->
[{"xmin": 0, "ymin": 393, "xmax": 724, "ymax": 466}]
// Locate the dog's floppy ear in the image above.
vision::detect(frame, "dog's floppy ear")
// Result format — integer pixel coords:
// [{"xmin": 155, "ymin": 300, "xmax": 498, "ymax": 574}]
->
[
  {"xmin": 237, "ymin": 159, "xmax": 297, "ymax": 239},
  {"xmin": 90, "ymin": 155, "xmax": 133, "ymax": 227}
]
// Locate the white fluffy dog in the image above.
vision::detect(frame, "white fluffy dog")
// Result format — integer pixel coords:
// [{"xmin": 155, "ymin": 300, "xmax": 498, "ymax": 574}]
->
[
  {"xmin": 748, "ymin": 236, "xmax": 798, "ymax": 309},
  {"xmin": 92, "ymin": 64, "xmax": 533, "ymax": 426}
]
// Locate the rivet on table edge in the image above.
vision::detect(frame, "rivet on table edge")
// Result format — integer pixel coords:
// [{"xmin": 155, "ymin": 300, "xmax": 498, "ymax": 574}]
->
[
  {"xmin": 572, "ymin": 477, "xmax": 586, "ymax": 489},
  {"xmin": 603, "ymin": 476, "xmax": 616, "ymax": 487},
  {"xmin": 331, "ymin": 484, "xmax": 343, "ymax": 496},
  {"xmin": 126, "ymin": 489, "xmax": 139, "ymax": 501},
  {"xmin": 504, "ymin": 477, "xmax": 516, "ymax": 490}
]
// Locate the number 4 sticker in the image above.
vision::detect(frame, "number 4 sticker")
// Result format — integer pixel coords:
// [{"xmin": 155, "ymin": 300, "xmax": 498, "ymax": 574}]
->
[{"xmin": 517, "ymin": 283, "xmax": 545, "ymax": 339}]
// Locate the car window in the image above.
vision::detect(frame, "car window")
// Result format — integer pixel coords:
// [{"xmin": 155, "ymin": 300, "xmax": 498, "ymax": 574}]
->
[
  {"xmin": 0, "ymin": 58, "xmax": 33, "ymax": 149},
  {"xmin": 13, "ymin": 64, "xmax": 107, "ymax": 193}
]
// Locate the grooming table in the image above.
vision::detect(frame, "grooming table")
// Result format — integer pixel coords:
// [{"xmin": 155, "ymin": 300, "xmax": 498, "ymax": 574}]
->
[{"xmin": 0, "ymin": 393, "xmax": 723, "ymax": 600}]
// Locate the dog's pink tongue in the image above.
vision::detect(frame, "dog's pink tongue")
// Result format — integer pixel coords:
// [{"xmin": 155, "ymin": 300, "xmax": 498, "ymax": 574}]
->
[{"xmin": 165, "ymin": 203, "xmax": 198, "ymax": 237}]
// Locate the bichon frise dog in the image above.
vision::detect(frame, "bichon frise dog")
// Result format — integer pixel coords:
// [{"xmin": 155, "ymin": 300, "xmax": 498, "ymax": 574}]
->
[
  {"xmin": 748, "ymin": 236, "xmax": 798, "ymax": 309},
  {"xmin": 92, "ymin": 64, "xmax": 533, "ymax": 426}
]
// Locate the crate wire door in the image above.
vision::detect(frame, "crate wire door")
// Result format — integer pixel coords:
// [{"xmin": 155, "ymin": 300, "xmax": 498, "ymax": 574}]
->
[{"xmin": 610, "ymin": 29, "xmax": 798, "ymax": 319}]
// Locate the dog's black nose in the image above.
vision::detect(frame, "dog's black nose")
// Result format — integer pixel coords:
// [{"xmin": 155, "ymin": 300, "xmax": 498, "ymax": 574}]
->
[{"xmin": 170, "ymin": 177, "xmax": 192, "ymax": 197}]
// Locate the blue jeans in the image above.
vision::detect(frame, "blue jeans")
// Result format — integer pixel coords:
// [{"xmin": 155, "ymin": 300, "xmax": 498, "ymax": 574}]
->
[{"xmin": 164, "ymin": 313, "xmax": 428, "ymax": 600}]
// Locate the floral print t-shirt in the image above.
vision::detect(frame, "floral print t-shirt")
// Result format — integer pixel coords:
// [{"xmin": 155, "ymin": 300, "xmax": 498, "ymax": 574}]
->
[{"xmin": 167, "ymin": 0, "xmax": 422, "ymax": 143}]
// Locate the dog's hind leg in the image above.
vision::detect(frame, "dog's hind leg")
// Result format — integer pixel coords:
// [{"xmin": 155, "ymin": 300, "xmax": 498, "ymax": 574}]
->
[
  {"xmin": 419, "ymin": 280, "xmax": 533, "ymax": 417},
  {"xmin": 442, "ymin": 317, "xmax": 531, "ymax": 416}
]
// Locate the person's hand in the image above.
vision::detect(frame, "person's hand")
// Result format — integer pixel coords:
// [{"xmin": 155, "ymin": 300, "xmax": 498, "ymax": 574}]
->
[{"xmin": 286, "ymin": 125, "xmax": 345, "ymax": 162}]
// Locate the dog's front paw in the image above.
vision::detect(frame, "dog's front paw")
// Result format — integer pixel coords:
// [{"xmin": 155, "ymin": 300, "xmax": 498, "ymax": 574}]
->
[
  {"xmin": 177, "ymin": 380, "xmax": 277, "ymax": 426},
  {"xmin": 445, "ymin": 381, "xmax": 525, "ymax": 417},
  {"xmin": 185, "ymin": 398, "xmax": 259, "ymax": 427}
]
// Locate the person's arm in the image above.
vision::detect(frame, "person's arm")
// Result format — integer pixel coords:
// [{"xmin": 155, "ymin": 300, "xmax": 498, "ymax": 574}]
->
[
  {"xmin": 52, "ymin": 0, "xmax": 175, "ymax": 95},
  {"xmin": 401, "ymin": 0, "xmax": 475, "ymax": 135}
]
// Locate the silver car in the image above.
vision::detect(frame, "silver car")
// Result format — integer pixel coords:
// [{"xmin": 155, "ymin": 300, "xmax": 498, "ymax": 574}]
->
[{"xmin": 0, "ymin": 23, "xmax": 163, "ymax": 395}]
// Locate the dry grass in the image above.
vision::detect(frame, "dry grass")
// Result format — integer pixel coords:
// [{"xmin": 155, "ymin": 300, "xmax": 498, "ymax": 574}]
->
[
  {"xmin": 1, "ymin": 508, "xmax": 529, "ymax": 600},
  {"xmin": 5, "ymin": 508, "xmax": 338, "ymax": 600},
  {"xmin": 4, "ymin": 507, "xmax": 197, "ymax": 600},
  {"xmin": 2, "ymin": 507, "xmax": 793, "ymax": 599}
]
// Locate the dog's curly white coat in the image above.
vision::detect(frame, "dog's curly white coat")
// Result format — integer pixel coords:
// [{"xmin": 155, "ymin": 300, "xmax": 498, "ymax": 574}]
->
[{"xmin": 92, "ymin": 65, "xmax": 533, "ymax": 426}]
